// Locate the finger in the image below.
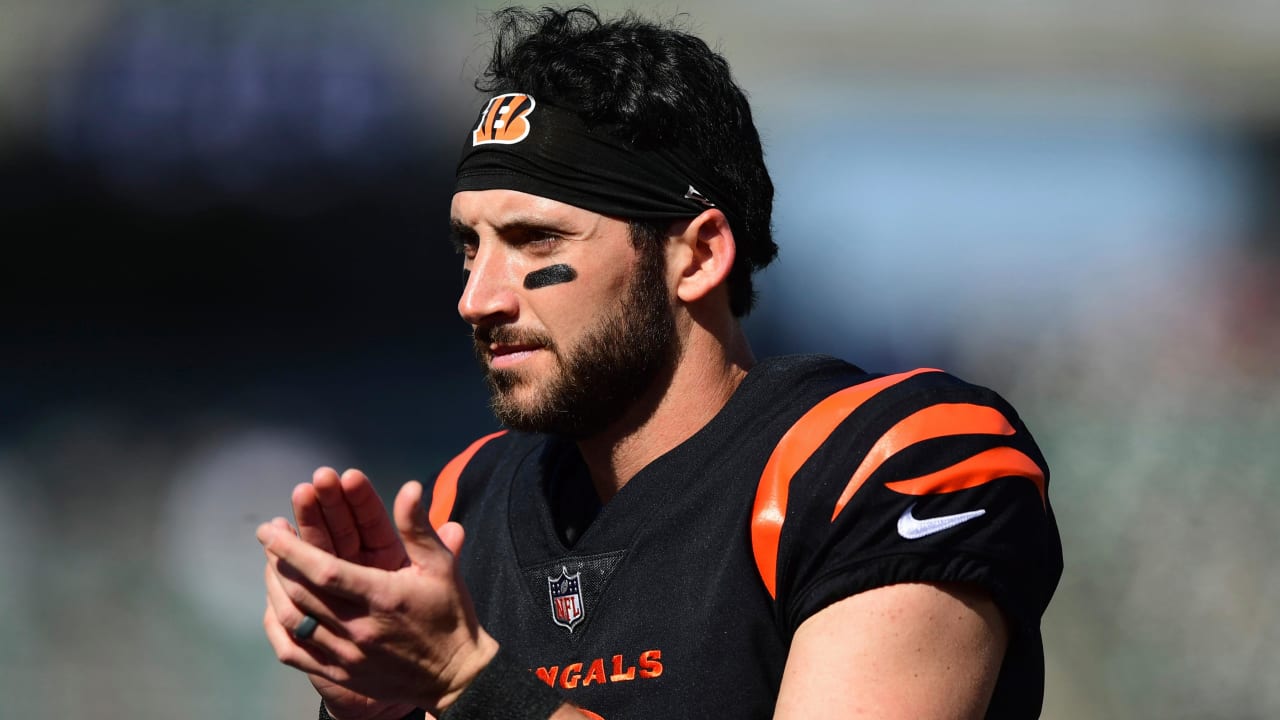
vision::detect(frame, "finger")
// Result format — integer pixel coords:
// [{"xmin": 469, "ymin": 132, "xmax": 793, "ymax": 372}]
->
[
  {"xmin": 262, "ymin": 602, "xmax": 354, "ymax": 683},
  {"xmin": 262, "ymin": 517, "xmax": 301, "ymax": 558},
  {"xmin": 393, "ymin": 480, "xmax": 450, "ymax": 568},
  {"xmin": 263, "ymin": 565, "xmax": 375, "ymax": 684},
  {"xmin": 261, "ymin": 518, "xmax": 298, "ymax": 570},
  {"xmin": 264, "ymin": 554, "xmax": 350, "ymax": 636},
  {"xmin": 312, "ymin": 467, "xmax": 363, "ymax": 559},
  {"xmin": 293, "ymin": 473, "xmax": 337, "ymax": 554},
  {"xmin": 338, "ymin": 469, "xmax": 406, "ymax": 558},
  {"xmin": 437, "ymin": 521, "xmax": 466, "ymax": 557},
  {"xmin": 258, "ymin": 521, "xmax": 380, "ymax": 601},
  {"xmin": 270, "ymin": 516, "xmax": 298, "ymax": 536}
]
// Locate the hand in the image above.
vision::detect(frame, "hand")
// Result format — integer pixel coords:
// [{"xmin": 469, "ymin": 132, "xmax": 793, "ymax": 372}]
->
[
  {"xmin": 290, "ymin": 467, "xmax": 466, "ymax": 596},
  {"xmin": 294, "ymin": 468, "xmax": 411, "ymax": 573},
  {"xmin": 262, "ymin": 468, "xmax": 417, "ymax": 720},
  {"xmin": 260, "ymin": 478, "xmax": 496, "ymax": 715}
]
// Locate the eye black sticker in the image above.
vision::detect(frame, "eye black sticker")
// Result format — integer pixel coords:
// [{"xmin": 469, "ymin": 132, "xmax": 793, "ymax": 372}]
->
[{"xmin": 523, "ymin": 263, "xmax": 578, "ymax": 290}]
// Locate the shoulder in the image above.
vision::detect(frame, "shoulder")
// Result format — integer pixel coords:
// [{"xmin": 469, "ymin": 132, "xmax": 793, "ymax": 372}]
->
[
  {"xmin": 426, "ymin": 429, "xmax": 547, "ymax": 529},
  {"xmin": 807, "ymin": 360, "xmax": 1028, "ymax": 426},
  {"xmin": 739, "ymin": 354, "xmax": 1019, "ymax": 416},
  {"xmin": 762, "ymin": 363, "xmax": 1060, "ymax": 717},
  {"xmin": 794, "ymin": 358, "xmax": 1040, "ymax": 467},
  {"xmin": 764, "ymin": 360, "xmax": 1049, "ymax": 525},
  {"xmin": 753, "ymin": 358, "xmax": 1060, "ymax": 632},
  {"xmin": 753, "ymin": 357, "xmax": 1042, "ymax": 483}
]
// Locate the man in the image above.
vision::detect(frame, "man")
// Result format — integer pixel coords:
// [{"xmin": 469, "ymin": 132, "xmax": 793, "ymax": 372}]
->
[{"xmin": 258, "ymin": 7, "xmax": 1062, "ymax": 719}]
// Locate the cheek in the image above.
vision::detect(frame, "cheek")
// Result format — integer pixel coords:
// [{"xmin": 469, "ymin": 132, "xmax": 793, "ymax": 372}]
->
[
  {"xmin": 526, "ymin": 250, "xmax": 637, "ymax": 324},
  {"xmin": 581, "ymin": 264, "xmax": 635, "ymax": 307},
  {"xmin": 534, "ymin": 269, "xmax": 625, "ymax": 328}
]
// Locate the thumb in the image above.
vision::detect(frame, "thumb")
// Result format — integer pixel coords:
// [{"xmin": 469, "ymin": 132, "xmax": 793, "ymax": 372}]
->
[
  {"xmin": 436, "ymin": 521, "xmax": 467, "ymax": 556},
  {"xmin": 393, "ymin": 480, "xmax": 447, "ymax": 566}
]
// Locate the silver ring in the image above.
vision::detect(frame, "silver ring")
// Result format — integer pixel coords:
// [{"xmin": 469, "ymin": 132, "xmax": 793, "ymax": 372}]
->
[{"xmin": 293, "ymin": 614, "xmax": 319, "ymax": 641}]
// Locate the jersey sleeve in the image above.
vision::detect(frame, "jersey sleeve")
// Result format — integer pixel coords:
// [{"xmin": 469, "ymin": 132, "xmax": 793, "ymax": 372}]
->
[{"xmin": 766, "ymin": 370, "xmax": 1063, "ymax": 642}]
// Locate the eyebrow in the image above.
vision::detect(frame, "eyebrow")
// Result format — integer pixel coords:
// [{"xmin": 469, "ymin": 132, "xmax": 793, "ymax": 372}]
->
[
  {"xmin": 448, "ymin": 215, "xmax": 576, "ymax": 247},
  {"xmin": 448, "ymin": 219, "xmax": 479, "ymax": 251}
]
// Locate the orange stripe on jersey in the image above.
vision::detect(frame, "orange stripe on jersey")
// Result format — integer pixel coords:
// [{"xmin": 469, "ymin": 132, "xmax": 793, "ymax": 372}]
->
[
  {"xmin": 428, "ymin": 430, "xmax": 508, "ymax": 530},
  {"xmin": 884, "ymin": 446, "xmax": 1046, "ymax": 509},
  {"xmin": 831, "ymin": 403, "xmax": 1016, "ymax": 520},
  {"xmin": 751, "ymin": 369, "xmax": 940, "ymax": 599}
]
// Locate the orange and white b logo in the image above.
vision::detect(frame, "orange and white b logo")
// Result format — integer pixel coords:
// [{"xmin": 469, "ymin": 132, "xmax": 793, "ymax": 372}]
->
[{"xmin": 472, "ymin": 93, "xmax": 536, "ymax": 146}]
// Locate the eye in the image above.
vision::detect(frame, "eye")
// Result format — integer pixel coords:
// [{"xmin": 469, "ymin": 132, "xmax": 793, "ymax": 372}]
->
[
  {"xmin": 447, "ymin": 219, "xmax": 479, "ymax": 261},
  {"xmin": 450, "ymin": 236, "xmax": 478, "ymax": 262},
  {"xmin": 518, "ymin": 230, "xmax": 561, "ymax": 254}
]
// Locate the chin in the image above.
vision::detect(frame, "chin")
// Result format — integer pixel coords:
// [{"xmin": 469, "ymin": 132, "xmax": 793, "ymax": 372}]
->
[{"xmin": 487, "ymin": 377, "xmax": 553, "ymax": 427}]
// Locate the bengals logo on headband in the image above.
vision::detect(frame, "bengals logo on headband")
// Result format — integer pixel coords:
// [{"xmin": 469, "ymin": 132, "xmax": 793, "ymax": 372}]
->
[{"xmin": 472, "ymin": 93, "xmax": 537, "ymax": 146}]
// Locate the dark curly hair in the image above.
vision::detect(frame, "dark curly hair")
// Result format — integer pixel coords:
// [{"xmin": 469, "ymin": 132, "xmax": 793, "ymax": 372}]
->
[{"xmin": 475, "ymin": 6, "xmax": 777, "ymax": 316}]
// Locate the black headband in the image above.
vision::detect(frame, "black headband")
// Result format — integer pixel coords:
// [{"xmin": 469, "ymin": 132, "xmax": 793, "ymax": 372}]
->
[{"xmin": 455, "ymin": 93, "xmax": 740, "ymax": 230}]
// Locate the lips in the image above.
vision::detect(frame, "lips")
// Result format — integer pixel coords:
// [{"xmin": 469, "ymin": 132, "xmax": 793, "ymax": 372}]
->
[
  {"xmin": 487, "ymin": 343, "xmax": 546, "ymax": 370},
  {"xmin": 475, "ymin": 325, "xmax": 555, "ymax": 369},
  {"xmin": 490, "ymin": 342, "xmax": 542, "ymax": 357}
]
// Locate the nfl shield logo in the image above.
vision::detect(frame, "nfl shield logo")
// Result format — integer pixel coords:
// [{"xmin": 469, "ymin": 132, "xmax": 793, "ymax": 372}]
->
[{"xmin": 547, "ymin": 567, "xmax": 584, "ymax": 632}]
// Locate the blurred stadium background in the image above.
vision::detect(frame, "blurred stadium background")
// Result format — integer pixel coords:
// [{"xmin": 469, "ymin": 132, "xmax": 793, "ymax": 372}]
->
[{"xmin": 2, "ymin": 1, "xmax": 1277, "ymax": 717}]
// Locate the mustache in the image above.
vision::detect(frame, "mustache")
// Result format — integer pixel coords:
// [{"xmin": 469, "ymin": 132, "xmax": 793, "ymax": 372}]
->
[{"xmin": 473, "ymin": 324, "xmax": 556, "ymax": 351}]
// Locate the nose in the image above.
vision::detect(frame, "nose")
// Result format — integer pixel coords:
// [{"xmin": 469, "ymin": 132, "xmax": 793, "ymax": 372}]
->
[{"xmin": 457, "ymin": 242, "xmax": 519, "ymax": 326}]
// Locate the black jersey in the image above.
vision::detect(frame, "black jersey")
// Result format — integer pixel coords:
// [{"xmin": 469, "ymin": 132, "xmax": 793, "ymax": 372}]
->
[{"xmin": 427, "ymin": 355, "xmax": 1063, "ymax": 719}]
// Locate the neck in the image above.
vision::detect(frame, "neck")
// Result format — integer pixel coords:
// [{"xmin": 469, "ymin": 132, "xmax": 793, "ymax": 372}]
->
[{"xmin": 576, "ymin": 315, "xmax": 754, "ymax": 503}]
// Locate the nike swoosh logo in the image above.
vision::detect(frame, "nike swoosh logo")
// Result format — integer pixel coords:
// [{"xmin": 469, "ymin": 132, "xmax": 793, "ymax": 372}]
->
[{"xmin": 897, "ymin": 503, "xmax": 986, "ymax": 540}]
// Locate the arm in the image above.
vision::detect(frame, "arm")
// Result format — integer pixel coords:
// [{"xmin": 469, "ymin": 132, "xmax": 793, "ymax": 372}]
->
[
  {"xmin": 773, "ymin": 582, "xmax": 1008, "ymax": 720},
  {"xmin": 760, "ymin": 372, "xmax": 1061, "ymax": 718}
]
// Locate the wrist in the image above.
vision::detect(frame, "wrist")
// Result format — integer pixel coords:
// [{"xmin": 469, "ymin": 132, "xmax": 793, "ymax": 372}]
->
[
  {"xmin": 433, "ymin": 644, "xmax": 564, "ymax": 720},
  {"xmin": 319, "ymin": 701, "xmax": 421, "ymax": 720},
  {"xmin": 432, "ymin": 633, "xmax": 501, "ymax": 711}
]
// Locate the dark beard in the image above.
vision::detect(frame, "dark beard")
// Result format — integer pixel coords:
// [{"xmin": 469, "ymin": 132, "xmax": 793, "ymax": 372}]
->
[{"xmin": 474, "ymin": 245, "xmax": 676, "ymax": 439}]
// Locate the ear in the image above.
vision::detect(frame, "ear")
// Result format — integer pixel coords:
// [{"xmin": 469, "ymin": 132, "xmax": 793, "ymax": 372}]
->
[{"xmin": 671, "ymin": 208, "xmax": 736, "ymax": 305}]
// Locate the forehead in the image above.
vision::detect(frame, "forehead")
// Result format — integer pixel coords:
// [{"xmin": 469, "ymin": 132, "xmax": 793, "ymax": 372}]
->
[{"xmin": 450, "ymin": 189, "xmax": 609, "ymax": 233}]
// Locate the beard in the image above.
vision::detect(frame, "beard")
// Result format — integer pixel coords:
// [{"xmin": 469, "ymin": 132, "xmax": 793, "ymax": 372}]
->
[{"xmin": 473, "ymin": 245, "xmax": 677, "ymax": 439}]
